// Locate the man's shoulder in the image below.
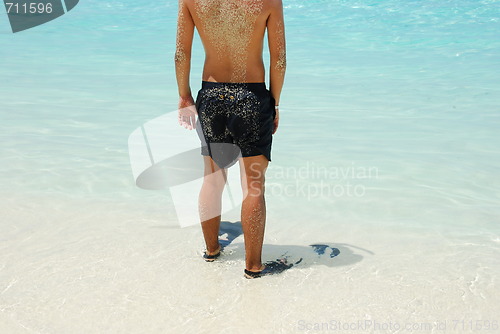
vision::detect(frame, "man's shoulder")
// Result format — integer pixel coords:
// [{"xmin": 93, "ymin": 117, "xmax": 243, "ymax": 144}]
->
[
  {"xmin": 268, "ymin": 0, "xmax": 283, "ymax": 11},
  {"xmin": 180, "ymin": 0, "xmax": 196, "ymax": 7}
]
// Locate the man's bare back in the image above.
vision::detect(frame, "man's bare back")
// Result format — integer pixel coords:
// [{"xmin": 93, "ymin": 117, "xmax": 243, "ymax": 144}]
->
[
  {"xmin": 188, "ymin": 0, "xmax": 275, "ymax": 83},
  {"xmin": 175, "ymin": 0, "xmax": 286, "ymax": 112}
]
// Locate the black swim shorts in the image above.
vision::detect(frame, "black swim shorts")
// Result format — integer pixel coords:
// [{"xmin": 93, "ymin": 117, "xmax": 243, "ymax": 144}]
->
[{"xmin": 195, "ymin": 81, "xmax": 276, "ymax": 169}]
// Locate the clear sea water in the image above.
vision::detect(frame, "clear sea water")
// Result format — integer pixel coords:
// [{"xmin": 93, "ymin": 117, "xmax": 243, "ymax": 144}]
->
[
  {"xmin": 2, "ymin": 0, "xmax": 499, "ymax": 230},
  {"xmin": 1, "ymin": 1, "xmax": 500, "ymax": 332}
]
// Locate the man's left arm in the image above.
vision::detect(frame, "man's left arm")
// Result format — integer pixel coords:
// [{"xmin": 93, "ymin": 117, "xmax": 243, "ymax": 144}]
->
[
  {"xmin": 175, "ymin": 0, "xmax": 194, "ymax": 105},
  {"xmin": 175, "ymin": 0, "xmax": 197, "ymax": 129}
]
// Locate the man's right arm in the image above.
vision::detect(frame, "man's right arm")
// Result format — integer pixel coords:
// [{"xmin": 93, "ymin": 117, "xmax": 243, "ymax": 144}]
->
[{"xmin": 267, "ymin": 0, "xmax": 286, "ymax": 107}]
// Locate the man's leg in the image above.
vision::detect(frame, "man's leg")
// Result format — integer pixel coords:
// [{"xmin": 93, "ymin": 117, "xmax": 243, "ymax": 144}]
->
[
  {"xmin": 239, "ymin": 154, "xmax": 269, "ymax": 271},
  {"xmin": 199, "ymin": 156, "xmax": 227, "ymax": 255}
]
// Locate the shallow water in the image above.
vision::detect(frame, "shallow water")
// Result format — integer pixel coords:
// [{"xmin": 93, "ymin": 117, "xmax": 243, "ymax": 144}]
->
[{"xmin": 1, "ymin": 0, "xmax": 499, "ymax": 333}]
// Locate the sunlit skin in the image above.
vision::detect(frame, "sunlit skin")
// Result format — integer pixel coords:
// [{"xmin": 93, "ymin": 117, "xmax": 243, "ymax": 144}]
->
[{"xmin": 175, "ymin": 0, "xmax": 286, "ymax": 272}]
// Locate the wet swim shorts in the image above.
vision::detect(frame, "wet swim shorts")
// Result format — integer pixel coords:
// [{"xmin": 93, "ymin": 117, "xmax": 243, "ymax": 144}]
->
[{"xmin": 195, "ymin": 81, "xmax": 276, "ymax": 169}]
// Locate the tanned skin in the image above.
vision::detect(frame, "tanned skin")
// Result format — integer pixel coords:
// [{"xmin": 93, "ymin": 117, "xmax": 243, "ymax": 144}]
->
[{"xmin": 175, "ymin": 0, "xmax": 286, "ymax": 273}]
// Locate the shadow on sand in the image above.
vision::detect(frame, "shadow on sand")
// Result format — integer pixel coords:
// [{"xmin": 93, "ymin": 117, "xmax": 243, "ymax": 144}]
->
[
  {"xmin": 149, "ymin": 220, "xmax": 373, "ymax": 276},
  {"xmin": 217, "ymin": 221, "xmax": 373, "ymax": 273}
]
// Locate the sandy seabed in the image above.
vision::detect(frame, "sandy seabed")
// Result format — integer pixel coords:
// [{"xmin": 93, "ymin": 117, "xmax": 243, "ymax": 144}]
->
[{"xmin": 1, "ymin": 192, "xmax": 499, "ymax": 334}]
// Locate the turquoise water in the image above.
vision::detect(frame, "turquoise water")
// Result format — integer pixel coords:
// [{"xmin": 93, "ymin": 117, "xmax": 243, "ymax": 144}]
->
[{"xmin": 1, "ymin": 0, "xmax": 499, "ymax": 231}]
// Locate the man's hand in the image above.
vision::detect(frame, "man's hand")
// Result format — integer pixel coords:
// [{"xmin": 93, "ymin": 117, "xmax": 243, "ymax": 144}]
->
[
  {"xmin": 178, "ymin": 95, "xmax": 197, "ymax": 130},
  {"xmin": 272, "ymin": 108, "xmax": 279, "ymax": 134}
]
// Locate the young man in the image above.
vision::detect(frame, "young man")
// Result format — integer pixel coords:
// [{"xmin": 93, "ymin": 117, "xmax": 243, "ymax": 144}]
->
[{"xmin": 175, "ymin": 0, "xmax": 286, "ymax": 278}]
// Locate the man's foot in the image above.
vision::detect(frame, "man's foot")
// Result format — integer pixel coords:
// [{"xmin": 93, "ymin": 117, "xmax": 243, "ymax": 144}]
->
[
  {"xmin": 203, "ymin": 244, "xmax": 222, "ymax": 262},
  {"xmin": 244, "ymin": 258, "xmax": 292, "ymax": 279}
]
